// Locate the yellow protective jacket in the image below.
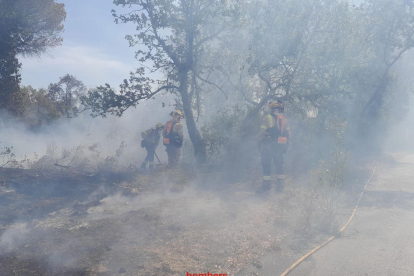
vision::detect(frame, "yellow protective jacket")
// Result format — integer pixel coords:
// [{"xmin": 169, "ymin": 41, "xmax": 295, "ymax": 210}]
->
[
  {"xmin": 258, "ymin": 113, "xmax": 291, "ymax": 143},
  {"xmin": 141, "ymin": 128, "xmax": 161, "ymax": 148}
]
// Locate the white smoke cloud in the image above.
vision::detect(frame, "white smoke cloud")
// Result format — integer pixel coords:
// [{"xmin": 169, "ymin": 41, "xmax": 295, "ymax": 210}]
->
[{"xmin": 0, "ymin": 223, "xmax": 30, "ymax": 253}]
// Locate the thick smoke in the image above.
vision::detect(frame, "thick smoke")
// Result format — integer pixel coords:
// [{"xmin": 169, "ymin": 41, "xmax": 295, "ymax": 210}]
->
[
  {"xmin": 1, "ymin": 1, "xmax": 414, "ymax": 276},
  {"xmin": 0, "ymin": 95, "xmax": 180, "ymax": 168}
]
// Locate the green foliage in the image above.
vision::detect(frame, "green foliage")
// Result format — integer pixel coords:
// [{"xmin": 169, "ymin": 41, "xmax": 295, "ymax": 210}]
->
[
  {"xmin": 314, "ymin": 117, "xmax": 349, "ymax": 190},
  {"xmin": 201, "ymin": 106, "xmax": 246, "ymax": 161},
  {"xmin": 7, "ymin": 86, "xmax": 61, "ymax": 129},
  {"xmin": 0, "ymin": 0, "xmax": 65, "ymax": 110},
  {"xmin": 0, "ymin": 52, "xmax": 21, "ymax": 109},
  {"xmin": 207, "ymin": 0, "xmax": 414, "ymax": 163},
  {"xmin": 6, "ymin": 74, "xmax": 86, "ymax": 129},
  {"xmin": 47, "ymin": 74, "xmax": 86, "ymax": 118},
  {"xmin": 299, "ymin": 117, "xmax": 348, "ymax": 234},
  {"xmin": 358, "ymin": 0, "xmax": 414, "ymax": 117}
]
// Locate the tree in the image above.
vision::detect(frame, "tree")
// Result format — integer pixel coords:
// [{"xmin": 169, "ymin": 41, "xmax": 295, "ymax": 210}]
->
[
  {"xmin": 82, "ymin": 0, "xmax": 238, "ymax": 163},
  {"xmin": 0, "ymin": 52, "xmax": 21, "ymax": 110},
  {"xmin": 0, "ymin": 0, "xmax": 66, "ymax": 110},
  {"xmin": 359, "ymin": 0, "xmax": 414, "ymax": 118},
  {"xmin": 196, "ymin": 0, "xmax": 358, "ymax": 172},
  {"xmin": 212, "ymin": 0, "xmax": 357, "ymax": 135},
  {"xmin": 201, "ymin": 0, "xmax": 414, "ymax": 167},
  {"xmin": 8, "ymin": 85, "xmax": 61, "ymax": 129},
  {"xmin": 48, "ymin": 74, "xmax": 86, "ymax": 117}
]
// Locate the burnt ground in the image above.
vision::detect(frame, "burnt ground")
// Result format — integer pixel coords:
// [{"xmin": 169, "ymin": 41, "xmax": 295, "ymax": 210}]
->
[{"xmin": 0, "ymin": 163, "xmax": 376, "ymax": 276}]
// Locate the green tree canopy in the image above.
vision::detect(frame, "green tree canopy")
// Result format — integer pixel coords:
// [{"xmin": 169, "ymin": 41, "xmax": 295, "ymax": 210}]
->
[
  {"xmin": 0, "ymin": 0, "xmax": 66, "ymax": 110},
  {"xmin": 48, "ymin": 74, "xmax": 86, "ymax": 118}
]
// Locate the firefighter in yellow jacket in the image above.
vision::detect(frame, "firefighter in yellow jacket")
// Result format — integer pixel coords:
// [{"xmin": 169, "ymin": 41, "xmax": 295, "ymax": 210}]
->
[
  {"xmin": 257, "ymin": 100, "xmax": 291, "ymax": 193},
  {"xmin": 140, "ymin": 123, "xmax": 164, "ymax": 172},
  {"xmin": 163, "ymin": 110, "xmax": 184, "ymax": 166}
]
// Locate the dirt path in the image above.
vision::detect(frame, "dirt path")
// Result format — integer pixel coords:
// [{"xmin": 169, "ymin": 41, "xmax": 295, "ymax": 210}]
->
[{"xmin": 242, "ymin": 153, "xmax": 414, "ymax": 276}]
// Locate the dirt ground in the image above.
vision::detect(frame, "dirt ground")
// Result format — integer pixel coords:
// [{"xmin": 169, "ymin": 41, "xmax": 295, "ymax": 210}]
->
[
  {"xmin": 283, "ymin": 153, "xmax": 414, "ymax": 276},
  {"xmin": 0, "ymin": 162, "xmax": 375, "ymax": 276}
]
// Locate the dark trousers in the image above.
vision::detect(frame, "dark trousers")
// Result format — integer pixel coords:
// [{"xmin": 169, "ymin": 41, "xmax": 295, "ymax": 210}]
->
[
  {"xmin": 166, "ymin": 145, "xmax": 180, "ymax": 166},
  {"xmin": 261, "ymin": 141, "xmax": 284, "ymax": 181},
  {"xmin": 141, "ymin": 147, "xmax": 155, "ymax": 171}
]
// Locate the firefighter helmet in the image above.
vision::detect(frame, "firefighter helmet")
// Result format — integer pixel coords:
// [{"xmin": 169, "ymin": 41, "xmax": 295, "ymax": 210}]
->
[
  {"xmin": 170, "ymin": 110, "xmax": 184, "ymax": 118},
  {"xmin": 268, "ymin": 100, "xmax": 284, "ymax": 110},
  {"xmin": 156, "ymin": 123, "xmax": 164, "ymax": 129}
]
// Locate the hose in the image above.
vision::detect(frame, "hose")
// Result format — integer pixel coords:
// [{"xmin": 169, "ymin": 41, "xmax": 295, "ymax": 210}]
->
[{"xmin": 280, "ymin": 165, "xmax": 377, "ymax": 276}]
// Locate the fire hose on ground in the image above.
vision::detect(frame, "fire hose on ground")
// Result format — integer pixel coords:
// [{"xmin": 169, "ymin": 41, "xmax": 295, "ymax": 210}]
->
[{"xmin": 280, "ymin": 165, "xmax": 377, "ymax": 276}]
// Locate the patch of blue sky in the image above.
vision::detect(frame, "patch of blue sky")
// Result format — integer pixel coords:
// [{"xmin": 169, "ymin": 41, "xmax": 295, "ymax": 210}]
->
[{"xmin": 20, "ymin": 0, "xmax": 140, "ymax": 89}]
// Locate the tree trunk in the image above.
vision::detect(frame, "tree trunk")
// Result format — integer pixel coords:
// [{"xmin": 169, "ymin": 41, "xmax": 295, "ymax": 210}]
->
[
  {"xmin": 356, "ymin": 69, "xmax": 390, "ymax": 154},
  {"xmin": 179, "ymin": 71, "xmax": 207, "ymax": 163},
  {"xmin": 240, "ymin": 94, "xmax": 273, "ymax": 137},
  {"xmin": 362, "ymin": 69, "xmax": 390, "ymax": 118}
]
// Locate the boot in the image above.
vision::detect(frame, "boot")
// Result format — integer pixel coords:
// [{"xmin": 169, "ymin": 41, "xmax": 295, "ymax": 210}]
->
[
  {"xmin": 256, "ymin": 180, "xmax": 271, "ymax": 194},
  {"xmin": 140, "ymin": 162, "xmax": 147, "ymax": 170}
]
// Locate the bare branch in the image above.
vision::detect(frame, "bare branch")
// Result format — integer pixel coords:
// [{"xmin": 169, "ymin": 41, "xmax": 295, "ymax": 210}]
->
[
  {"xmin": 219, "ymin": 66, "xmax": 257, "ymax": 106},
  {"xmin": 195, "ymin": 27, "xmax": 225, "ymax": 48},
  {"xmin": 145, "ymin": 1, "xmax": 181, "ymax": 66},
  {"xmin": 196, "ymin": 73, "xmax": 228, "ymax": 100}
]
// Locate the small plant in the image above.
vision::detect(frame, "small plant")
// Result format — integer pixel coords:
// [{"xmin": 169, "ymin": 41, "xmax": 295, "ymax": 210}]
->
[
  {"xmin": 0, "ymin": 143, "xmax": 30, "ymax": 169},
  {"xmin": 98, "ymin": 141, "xmax": 126, "ymax": 172},
  {"xmin": 301, "ymin": 116, "xmax": 349, "ymax": 235},
  {"xmin": 30, "ymin": 140, "xmax": 129, "ymax": 176},
  {"xmin": 0, "ymin": 145, "xmax": 18, "ymax": 168}
]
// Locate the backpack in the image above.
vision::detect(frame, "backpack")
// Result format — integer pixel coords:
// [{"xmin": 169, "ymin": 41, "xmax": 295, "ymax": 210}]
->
[
  {"xmin": 163, "ymin": 121, "xmax": 183, "ymax": 147},
  {"xmin": 141, "ymin": 129, "xmax": 158, "ymax": 148},
  {"xmin": 267, "ymin": 114, "xmax": 288, "ymax": 144}
]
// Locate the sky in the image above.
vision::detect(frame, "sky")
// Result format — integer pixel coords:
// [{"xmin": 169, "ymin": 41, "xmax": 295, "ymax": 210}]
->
[
  {"xmin": 14, "ymin": 0, "xmax": 180, "ymax": 158},
  {"xmin": 20, "ymin": 0, "xmax": 138, "ymax": 89}
]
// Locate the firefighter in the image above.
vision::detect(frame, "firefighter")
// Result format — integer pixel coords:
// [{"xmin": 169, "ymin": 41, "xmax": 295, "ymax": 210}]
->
[
  {"xmin": 163, "ymin": 110, "xmax": 184, "ymax": 166},
  {"xmin": 257, "ymin": 100, "xmax": 291, "ymax": 193},
  {"xmin": 140, "ymin": 123, "xmax": 164, "ymax": 172}
]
